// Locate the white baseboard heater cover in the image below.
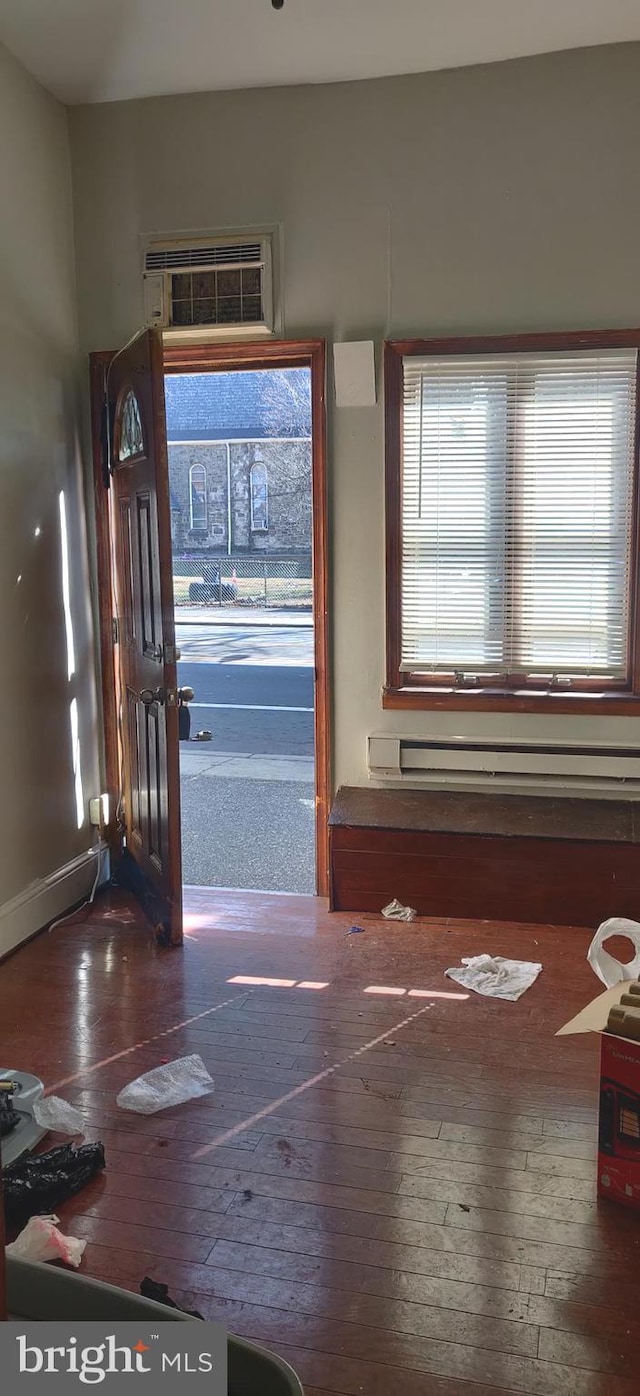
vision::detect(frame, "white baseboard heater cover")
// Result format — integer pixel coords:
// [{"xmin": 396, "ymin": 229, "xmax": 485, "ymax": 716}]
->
[{"xmin": 367, "ymin": 733, "xmax": 640, "ymax": 799}]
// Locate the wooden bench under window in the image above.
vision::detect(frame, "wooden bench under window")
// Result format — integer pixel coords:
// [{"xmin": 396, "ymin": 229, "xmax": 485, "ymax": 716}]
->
[{"xmin": 329, "ymin": 787, "xmax": 640, "ymax": 926}]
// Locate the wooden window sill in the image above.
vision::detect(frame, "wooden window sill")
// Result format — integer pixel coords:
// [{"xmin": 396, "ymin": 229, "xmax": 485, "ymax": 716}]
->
[{"xmin": 383, "ymin": 686, "xmax": 640, "ymax": 716}]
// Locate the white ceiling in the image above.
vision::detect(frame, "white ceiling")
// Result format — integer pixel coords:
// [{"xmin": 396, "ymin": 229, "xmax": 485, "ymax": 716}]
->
[{"xmin": 1, "ymin": 0, "xmax": 640, "ymax": 106}]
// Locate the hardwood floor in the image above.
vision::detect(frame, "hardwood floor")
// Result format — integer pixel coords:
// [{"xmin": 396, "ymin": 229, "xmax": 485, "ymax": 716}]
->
[{"xmin": 2, "ymin": 886, "xmax": 640, "ymax": 1393}]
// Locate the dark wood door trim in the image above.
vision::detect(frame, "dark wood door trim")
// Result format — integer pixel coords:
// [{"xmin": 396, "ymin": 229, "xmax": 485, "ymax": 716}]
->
[
  {"xmin": 89, "ymin": 350, "xmax": 120, "ymax": 855},
  {"xmin": 90, "ymin": 341, "xmax": 185, "ymax": 938},
  {"xmin": 164, "ymin": 339, "xmax": 331, "ymax": 896}
]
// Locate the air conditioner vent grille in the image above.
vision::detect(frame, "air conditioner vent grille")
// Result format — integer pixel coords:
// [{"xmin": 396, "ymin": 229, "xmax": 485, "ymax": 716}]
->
[{"xmin": 144, "ymin": 241, "xmax": 263, "ymax": 272}]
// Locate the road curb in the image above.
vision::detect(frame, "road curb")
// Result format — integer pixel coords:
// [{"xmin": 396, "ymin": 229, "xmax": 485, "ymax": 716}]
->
[{"xmin": 180, "ymin": 750, "xmax": 314, "ymax": 783}]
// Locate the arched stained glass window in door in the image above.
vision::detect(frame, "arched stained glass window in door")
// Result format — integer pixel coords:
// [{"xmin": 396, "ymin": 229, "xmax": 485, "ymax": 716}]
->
[{"xmin": 118, "ymin": 389, "xmax": 144, "ymax": 461}]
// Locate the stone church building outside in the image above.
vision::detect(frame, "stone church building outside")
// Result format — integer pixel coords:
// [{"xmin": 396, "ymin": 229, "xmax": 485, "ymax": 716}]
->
[{"xmin": 165, "ymin": 368, "xmax": 312, "ymax": 562}]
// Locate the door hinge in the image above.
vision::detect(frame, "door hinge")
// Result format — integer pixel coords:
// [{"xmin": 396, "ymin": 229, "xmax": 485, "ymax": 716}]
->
[{"xmin": 111, "ymin": 617, "xmax": 119, "ymax": 645}]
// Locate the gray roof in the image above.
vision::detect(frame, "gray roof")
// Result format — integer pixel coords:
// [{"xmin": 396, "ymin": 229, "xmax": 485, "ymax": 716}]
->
[{"xmin": 165, "ymin": 368, "xmax": 311, "ymax": 441}]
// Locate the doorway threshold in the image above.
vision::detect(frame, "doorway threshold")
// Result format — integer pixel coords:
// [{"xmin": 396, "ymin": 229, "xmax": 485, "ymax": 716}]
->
[{"xmin": 183, "ymin": 886, "xmax": 321, "ymax": 940}]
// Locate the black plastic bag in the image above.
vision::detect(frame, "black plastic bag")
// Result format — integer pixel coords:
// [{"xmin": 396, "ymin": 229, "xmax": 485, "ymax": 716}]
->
[
  {"xmin": 3, "ymin": 1141, "xmax": 106, "ymax": 1225},
  {"xmin": 140, "ymin": 1277, "xmax": 204, "ymax": 1320}
]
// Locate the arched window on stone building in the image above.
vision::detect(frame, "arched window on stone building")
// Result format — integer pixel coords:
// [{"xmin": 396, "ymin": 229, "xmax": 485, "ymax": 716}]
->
[
  {"xmin": 189, "ymin": 463, "xmax": 207, "ymax": 531},
  {"xmin": 250, "ymin": 460, "xmax": 268, "ymax": 532}
]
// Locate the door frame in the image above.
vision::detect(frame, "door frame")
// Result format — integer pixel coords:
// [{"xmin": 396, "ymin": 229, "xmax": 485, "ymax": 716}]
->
[{"xmin": 91, "ymin": 338, "xmax": 331, "ymax": 896}]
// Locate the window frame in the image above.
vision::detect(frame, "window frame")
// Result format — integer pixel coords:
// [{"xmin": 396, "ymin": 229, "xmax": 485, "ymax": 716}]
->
[
  {"xmin": 384, "ymin": 330, "xmax": 640, "ymax": 714},
  {"xmin": 189, "ymin": 462, "xmax": 208, "ymax": 532}
]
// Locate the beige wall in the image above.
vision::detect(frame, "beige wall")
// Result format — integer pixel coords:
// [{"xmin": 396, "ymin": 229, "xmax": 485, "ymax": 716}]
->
[
  {"xmin": 68, "ymin": 43, "xmax": 640, "ymax": 793},
  {"xmin": 0, "ymin": 42, "xmax": 100, "ymax": 954}
]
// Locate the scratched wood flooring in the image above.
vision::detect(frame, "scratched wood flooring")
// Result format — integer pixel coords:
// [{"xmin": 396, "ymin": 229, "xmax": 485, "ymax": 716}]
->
[{"xmin": 2, "ymin": 886, "xmax": 640, "ymax": 1395}]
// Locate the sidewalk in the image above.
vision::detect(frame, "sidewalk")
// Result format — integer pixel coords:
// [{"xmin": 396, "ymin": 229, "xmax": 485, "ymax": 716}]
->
[
  {"xmin": 180, "ymin": 765, "xmax": 315, "ymax": 892},
  {"xmin": 180, "ymin": 747, "xmax": 314, "ymax": 782},
  {"xmin": 175, "ymin": 606, "xmax": 313, "ymax": 627}
]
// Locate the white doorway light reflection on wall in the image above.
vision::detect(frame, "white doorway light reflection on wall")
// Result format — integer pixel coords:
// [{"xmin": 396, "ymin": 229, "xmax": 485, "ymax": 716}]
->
[
  {"xmin": 69, "ymin": 697, "xmax": 85, "ymax": 830},
  {"xmin": 59, "ymin": 490, "xmax": 84, "ymax": 829},
  {"xmin": 59, "ymin": 490, "xmax": 76, "ymax": 679}
]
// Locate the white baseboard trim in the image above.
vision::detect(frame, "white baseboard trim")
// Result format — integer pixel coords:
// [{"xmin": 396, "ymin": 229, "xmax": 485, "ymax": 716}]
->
[{"xmin": 0, "ymin": 843, "xmax": 107, "ymax": 960}]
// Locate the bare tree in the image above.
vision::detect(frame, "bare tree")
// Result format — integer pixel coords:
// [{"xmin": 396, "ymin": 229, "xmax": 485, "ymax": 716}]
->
[{"xmin": 260, "ymin": 368, "xmax": 311, "ymax": 438}]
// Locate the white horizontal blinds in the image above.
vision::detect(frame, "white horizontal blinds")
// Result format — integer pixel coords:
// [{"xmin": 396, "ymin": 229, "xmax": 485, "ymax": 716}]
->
[
  {"xmin": 402, "ymin": 357, "xmax": 508, "ymax": 674},
  {"xmin": 401, "ymin": 350, "xmax": 638, "ymax": 682}
]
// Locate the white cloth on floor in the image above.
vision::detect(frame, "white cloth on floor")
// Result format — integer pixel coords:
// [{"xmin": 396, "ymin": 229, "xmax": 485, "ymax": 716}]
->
[{"xmin": 445, "ymin": 954, "xmax": 542, "ymax": 1001}]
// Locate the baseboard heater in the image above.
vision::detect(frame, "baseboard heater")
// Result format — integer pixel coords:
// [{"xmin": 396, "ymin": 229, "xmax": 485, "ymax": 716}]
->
[{"xmin": 367, "ymin": 733, "xmax": 640, "ymax": 799}]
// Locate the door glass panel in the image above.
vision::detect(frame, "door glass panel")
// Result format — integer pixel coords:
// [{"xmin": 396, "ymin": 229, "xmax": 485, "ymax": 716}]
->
[
  {"xmin": 118, "ymin": 389, "xmax": 144, "ymax": 461},
  {"xmin": 136, "ymin": 493, "xmax": 156, "ymax": 652}
]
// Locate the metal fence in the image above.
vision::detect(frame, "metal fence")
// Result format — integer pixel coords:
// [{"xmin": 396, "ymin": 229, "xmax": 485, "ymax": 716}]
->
[{"xmin": 173, "ymin": 552, "xmax": 313, "ymax": 610}]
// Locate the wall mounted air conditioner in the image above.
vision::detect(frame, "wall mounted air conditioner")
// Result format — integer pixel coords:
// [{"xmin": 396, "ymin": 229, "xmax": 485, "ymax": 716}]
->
[
  {"xmin": 142, "ymin": 233, "xmax": 274, "ymax": 341},
  {"xmin": 367, "ymin": 733, "xmax": 640, "ymax": 800}
]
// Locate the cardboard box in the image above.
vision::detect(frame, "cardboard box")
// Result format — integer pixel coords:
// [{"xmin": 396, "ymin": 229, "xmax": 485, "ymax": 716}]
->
[{"xmin": 558, "ymin": 983, "xmax": 640, "ymax": 1210}]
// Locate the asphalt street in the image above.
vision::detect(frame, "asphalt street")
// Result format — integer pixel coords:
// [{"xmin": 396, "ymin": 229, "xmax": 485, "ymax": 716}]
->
[
  {"xmin": 177, "ymin": 661, "xmax": 314, "ymax": 755},
  {"xmin": 176, "ymin": 618, "xmax": 314, "ymax": 754}
]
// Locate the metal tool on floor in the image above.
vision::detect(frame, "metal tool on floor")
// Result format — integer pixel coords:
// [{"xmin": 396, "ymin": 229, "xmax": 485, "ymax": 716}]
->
[{"xmin": 0, "ymin": 1071, "xmax": 46, "ymax": 1167}]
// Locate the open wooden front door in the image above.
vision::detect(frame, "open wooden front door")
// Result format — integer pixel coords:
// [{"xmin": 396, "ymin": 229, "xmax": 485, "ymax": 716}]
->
[{"xmin": 105, "ymin": 330, "xmax": 183, "ymax": 945}]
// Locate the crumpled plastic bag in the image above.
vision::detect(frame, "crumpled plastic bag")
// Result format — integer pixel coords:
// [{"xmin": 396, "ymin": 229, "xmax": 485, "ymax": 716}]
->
[
  {"xmin": 3, "ymin": 1142, "xmax": 106, "ymax": 1226},
  {"xmin": 116, "ymin": 1054, "xmax": 214, "ymax": 1115},
  {"xmin": 381, "ymin": 899, "xmax": 417, "ymax": 923},
  {"xmin": 6, "ymin": 1214, "xmax": 86, "ymax": 1268},
  {"xmin": 33, "ymin": 1095, "xmax": 85, "ymax": 1136},
  {"xmin": 445, "ymin": 954, "xmax": 542, "ymax": 1002},
  {"xmin": 587, "ymin": 918, "xmax": 640, "ymax": 988}
]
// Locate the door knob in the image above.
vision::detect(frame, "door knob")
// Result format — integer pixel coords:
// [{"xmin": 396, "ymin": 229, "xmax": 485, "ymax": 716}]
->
[
  {"xmin": 139, "ymin": 687, "xmax": 166, "ymax": 706},
  {"xmin": 178, "ymin": 686, "xmax": 194, "ymax": 741}
]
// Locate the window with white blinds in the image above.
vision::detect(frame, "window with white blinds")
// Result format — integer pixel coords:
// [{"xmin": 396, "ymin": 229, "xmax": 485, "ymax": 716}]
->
[{"xmin": 400, "ymin": 349, "xmax": 638, "ymax": 687}]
